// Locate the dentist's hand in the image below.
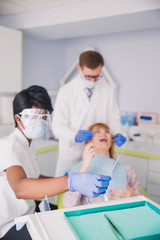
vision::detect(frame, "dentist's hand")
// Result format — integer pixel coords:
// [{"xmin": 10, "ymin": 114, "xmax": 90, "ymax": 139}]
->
[
  {"xmin": 68, "ymin": 172, "xmax": 111, "ymax": 198},
  {"xmin": 75, "ymin": 130, "xmax": 94, "ymax": 143},
  {"xmin": 114, "ymin": 133, "xmax": 126, "ymax": 147}
]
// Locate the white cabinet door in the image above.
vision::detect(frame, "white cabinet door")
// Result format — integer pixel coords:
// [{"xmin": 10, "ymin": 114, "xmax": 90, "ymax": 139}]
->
[
  {"xmin": 116, "ymin": 152, "xmax": 160, "ymax": 204},
  {"xmin": 37, "ymin": 150, "xmax": 57, "ymax": 204},
  {"xmin": 147, "ymin": 159, "xmax": 160, "ymax": 204},
  {"xmin": 148, "ymin": 159, "xmax": 160, "ymax": 173},
  {"xmin": 118, "ymin": 154, "xmax": 148, "ymax": 189},
  {"xmin": 37, "ymin": 151, "xmax": 57, "ymax": 177},
  {"xmin": 0, "ymin": 26, "xmax": 22, "ymax": 92}
]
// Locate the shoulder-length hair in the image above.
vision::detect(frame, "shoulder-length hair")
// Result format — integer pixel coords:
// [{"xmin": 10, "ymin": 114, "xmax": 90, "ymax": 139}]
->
[{"xmin": 87, "ymin": 123, "xmax": 116, "ymax": 159}]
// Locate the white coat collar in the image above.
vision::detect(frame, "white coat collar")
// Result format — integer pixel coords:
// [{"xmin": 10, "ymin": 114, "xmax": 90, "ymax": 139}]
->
[{"xmin": 14, "ymin": 128, "xmax": 32, "ymax": 147}]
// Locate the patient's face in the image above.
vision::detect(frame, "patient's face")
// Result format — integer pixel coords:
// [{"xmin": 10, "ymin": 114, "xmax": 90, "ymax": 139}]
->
[{"xmin": 90, "ymin": 126, "xmax": 112, "ymax": 152}]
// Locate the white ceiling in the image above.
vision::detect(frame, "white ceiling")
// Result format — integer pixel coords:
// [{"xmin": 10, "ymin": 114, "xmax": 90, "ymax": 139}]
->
[
  {"xmin": 21, "ymin": 10, "xmax": 160, "ymax": 40},
  {"xmin": 0, "ymin": 0, "xmax": 160, "ymax": 40},
  {"xmin": 0, "ymin": 0, "xmax": 81, "ymax": 15}
]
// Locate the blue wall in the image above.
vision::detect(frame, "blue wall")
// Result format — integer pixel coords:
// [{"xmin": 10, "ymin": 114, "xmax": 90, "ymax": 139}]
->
[
  {"xmin": 22, "ymin": 27, "xmax": 160, "ymax": 113},
  {"xmin": 23, "ymin": 37, "xmax": 66, "ymax": 91}
]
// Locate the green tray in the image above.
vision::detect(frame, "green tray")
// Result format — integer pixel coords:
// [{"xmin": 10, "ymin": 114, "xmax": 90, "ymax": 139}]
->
[{"xmin": 64, "ymin": 201, "xmax": 160, "ymax": 240}]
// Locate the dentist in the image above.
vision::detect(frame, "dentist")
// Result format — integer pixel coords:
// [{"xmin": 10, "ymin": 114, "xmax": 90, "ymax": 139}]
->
[{"xmin": 52, "ymin": 50, "xmax": 126, "ymax": 177}]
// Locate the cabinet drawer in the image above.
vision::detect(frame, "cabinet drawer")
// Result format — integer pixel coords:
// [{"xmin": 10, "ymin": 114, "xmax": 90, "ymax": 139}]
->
[
  {"xmin": 148, "ymin": 171, "xmax": 160, "ymax": 184},
  {"xmin": 119, "ymin": 154, "xmax": 147, "ymax": 188},
  {"xmin": 147, "ymin": 183, "xmax": 160, "ymax": 197},
  {"xmin": 37, "ymin": 150, "xmax": 57, "ymax": 204},
  {"xmin": 148, "ymin": 194, "xmax": 160, "ymax": 205},
  {"xmin": 148, "ymin": 159, "xmax": 160, "ymax": 172},
  {"xmin": 37, "ymin": 151, "xmax": 57, "ymax": 177}
]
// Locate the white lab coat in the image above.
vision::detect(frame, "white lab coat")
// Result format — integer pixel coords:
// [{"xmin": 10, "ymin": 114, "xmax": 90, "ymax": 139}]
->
[
  {"xmin": 52, "ymin": 75, "xmax": 122, "ymax": 177},
  {"xmin": 0, "ymin": 128, "xmax": 40, "ymax": 238}
]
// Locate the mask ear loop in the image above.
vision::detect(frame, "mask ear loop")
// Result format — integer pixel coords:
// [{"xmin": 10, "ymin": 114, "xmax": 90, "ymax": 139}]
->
[
  {"xmin": 16, "ymin": 114, "xmax": 21, "ymax": 125},
  {"xmin": 16, "ymin": 114, "xmax": 25, "ymax": 132}
]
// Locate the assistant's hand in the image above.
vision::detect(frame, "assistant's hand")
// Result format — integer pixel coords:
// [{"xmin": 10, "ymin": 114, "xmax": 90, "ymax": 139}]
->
[
  {"xmin": 75, "ymin": 130, "xmax": 94, "ymax": 143},
  {"xmin": 68, "ymin": 172, "xmax": 111, "ymax": 198},
  {"xmin": 114, "ymin": 133, "xmax": 126, "ymax": 147},
  {"xmin": 110, "ymin": 182, "xmax": 136, "ymax": 199}
]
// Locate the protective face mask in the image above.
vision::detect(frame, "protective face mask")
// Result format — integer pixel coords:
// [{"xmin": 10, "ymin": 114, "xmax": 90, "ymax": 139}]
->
[
  {"xmin": 81, "ymin": 77, "xmax": 98, "ymax": 89},
  {"xmin": 20, "ymin": 118, "xmax": 47, "ymax": 139}
]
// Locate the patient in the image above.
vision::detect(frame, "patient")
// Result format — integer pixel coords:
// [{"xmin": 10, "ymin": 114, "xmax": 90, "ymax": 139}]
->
[{"xmin": 63, "ymin": 123, "xmax": 143, "ymax": 208}]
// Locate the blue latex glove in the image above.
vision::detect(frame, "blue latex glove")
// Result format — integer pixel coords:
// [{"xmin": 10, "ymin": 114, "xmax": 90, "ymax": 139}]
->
[
  {"xmin": 68, "ymin": 172, "xmax": 111, "ymax": 198},
  {"xmin": 75, "ymin": 130, "xmax": 94, "ymax": 143},
  {"xmin": 114, "ymin": 133, "xmax": 126, "ymax": 147}
]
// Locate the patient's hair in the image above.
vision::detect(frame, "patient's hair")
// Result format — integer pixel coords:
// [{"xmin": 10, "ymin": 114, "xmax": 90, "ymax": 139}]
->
[
  {"xmin": 88, "ymin": 123, "xmax": 115, "ymax": 159},
  {"xmin": 79, "ymin": 50, "xmax": 104, "ymax": 69},
  {"xmin": 13, "ymin": 85, "xmax": 53, "ymax": 127}
]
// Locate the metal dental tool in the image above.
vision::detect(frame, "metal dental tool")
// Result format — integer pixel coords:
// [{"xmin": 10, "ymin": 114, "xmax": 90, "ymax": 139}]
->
[
  {"xmin": 104, "ymin": 214, "xmax": 125, "ymax": 240},
  {"xmin": 104, "ymin": 142, "xmax": 127, "ymax": 202}
]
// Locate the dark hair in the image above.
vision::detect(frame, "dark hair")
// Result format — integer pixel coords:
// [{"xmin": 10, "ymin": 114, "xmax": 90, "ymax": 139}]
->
[
  {"xmin": 79, "ymin": 50, "xmax": 104, "ymax": 69},
  {"xmin": 13, "ymin": 85, "xmax": 53, "ymax": 126}
]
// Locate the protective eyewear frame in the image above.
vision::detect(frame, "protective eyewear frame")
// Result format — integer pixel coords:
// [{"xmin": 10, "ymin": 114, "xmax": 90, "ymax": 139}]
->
[
  {"xmin": 18, "ymin": 109, "xmax": 50, "ymax": 120},
  {"xmin": 92, "ymin": 128, "xmax": 111, "ymax": 135},
  {"xmin": 81, "ymin": 70, "xmax": 103, "ymax": 81}
]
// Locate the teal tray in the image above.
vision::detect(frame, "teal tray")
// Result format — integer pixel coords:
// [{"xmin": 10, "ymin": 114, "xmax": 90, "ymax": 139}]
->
[{"xmin": 64, "ymin": 201, "xmax": 160, "ymax": 240}]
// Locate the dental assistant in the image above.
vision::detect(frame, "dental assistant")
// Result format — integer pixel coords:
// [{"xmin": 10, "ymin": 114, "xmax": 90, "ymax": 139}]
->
[
  {"xmin": 52, "ymin": 50, "xmax": 126, "ymax": 177},
  {"xmin": 0, "ymin": 85, "xmax": 111, "ymax": 240}
]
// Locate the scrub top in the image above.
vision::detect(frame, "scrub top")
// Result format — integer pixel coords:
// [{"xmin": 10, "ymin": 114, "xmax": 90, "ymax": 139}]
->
[{"xmin": 0, "ymin": 128, "xmax": 40, "ymax": 238}]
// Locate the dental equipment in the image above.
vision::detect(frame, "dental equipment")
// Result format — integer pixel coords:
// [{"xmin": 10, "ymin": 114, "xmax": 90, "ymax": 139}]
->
[
  {"xmin": 104, "ymin": 142, "xmax": 127, "ymax": 202},
  {"xmin": 104, "ymin": 214, "xmax": 125, "ymax": 240}
]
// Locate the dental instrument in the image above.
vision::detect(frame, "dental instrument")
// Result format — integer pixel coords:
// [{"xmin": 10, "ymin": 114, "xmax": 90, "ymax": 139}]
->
[
  {"xmin": 104, "ymin": 214, "xmax": 125, "ymax": 240},
  {"xmin": 104, "ymin": 142, "xmax": 127, "ymax": 202}
]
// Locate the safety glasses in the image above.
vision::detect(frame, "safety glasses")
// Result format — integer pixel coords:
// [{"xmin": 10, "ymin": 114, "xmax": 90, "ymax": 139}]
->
[
  {"xmin": 92, "ymin": 128, "xmax": 111, "ymax": 136},
  {"xmin": 81, "ymin": 70, "xmax": 103, "ymax": 81},
  {"xmin": 18, "ymin": 108, "xmax": 50, "ymax": 121}
]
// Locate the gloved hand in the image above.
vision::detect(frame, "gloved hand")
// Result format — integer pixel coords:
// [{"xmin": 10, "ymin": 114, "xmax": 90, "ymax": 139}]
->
[
  {"xmin": 75, "ymin": 130, "xmax": 94, "ymax": 143},
  {"xmin": 68, "ymin": 172, "xmax": 111, "ymax": 198},
  {"xmin": 114, "ymin": 133, "xmax": 126, "ymax": 147}
]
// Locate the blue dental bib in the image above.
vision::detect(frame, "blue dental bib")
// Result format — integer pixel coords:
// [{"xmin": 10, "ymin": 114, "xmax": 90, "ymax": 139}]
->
[{"xmin": 66, "ymin": 155, "xmax": 127, "ymax": 191}]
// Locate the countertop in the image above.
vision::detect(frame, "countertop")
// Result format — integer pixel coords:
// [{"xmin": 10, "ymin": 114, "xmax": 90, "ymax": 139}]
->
[
  {"xmin": 115, "ymin": 140, "xmax": 160, "ymax": 160},
  {"xmin": 34, "ymin": 138, "xmax": 160, "ymax": 160}
]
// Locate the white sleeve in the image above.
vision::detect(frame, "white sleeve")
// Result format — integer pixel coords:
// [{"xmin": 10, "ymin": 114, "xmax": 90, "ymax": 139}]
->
[
  {"xmin": 0, "ymin": 140, "xmax": 22, "ymax": 172},
  {"xmin": 52, "ymin": 87, "xmax": 77, "ymax": 143}
]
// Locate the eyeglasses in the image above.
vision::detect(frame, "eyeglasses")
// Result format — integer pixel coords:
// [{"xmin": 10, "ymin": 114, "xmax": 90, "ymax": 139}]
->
[
  {"xmin": 84, "ymin": 74, "xmax": 103, "ymax": 81},
  {"xmin": 81, "ymin": 70, "xmax": 103, "ymax": 81},
  {"xmin": 92, "ymin": 128, "xmax": 110, "ymax": 135}
]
